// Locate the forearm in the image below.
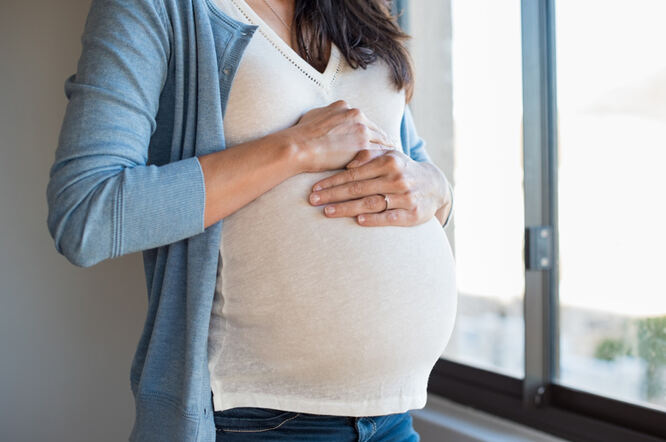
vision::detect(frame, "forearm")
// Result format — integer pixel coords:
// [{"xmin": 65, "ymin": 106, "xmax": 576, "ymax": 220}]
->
[{"xmin": 199, "ymin": 132, "xmax": 302, "ymax": 228}]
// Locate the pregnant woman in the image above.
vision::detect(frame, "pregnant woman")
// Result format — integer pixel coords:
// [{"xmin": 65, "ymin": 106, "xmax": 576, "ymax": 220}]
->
[{"xmin": 46, "ymin": 0, "xmax": 456, "ymax": 441}]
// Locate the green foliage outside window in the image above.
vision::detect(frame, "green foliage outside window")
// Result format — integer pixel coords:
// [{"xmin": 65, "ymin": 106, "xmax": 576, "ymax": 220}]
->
[{"xmin": 594, "ymin": 316, "xmax": 666, "ymax": 401}]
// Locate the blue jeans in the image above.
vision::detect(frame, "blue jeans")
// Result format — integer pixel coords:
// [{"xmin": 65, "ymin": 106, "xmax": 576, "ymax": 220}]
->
[{"xmin": 213, "ymin": 406, "xmax": 421, "ymax": 441}]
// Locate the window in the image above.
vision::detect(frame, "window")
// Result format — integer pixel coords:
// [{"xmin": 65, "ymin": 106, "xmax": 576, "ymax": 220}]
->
[
  {"xmin": 445, "ymin": 0, "xmax": 526, "ymax": 377},
  {"xmin": 399, "ymin": 0, "xmax": 666, "ymax": 439},
  {"xmin": 401, "ymin": 0, "xmax": 526, "ymax": 379},
  {"xmin": 555, "ymin": 0, "xmax": 666, "ymax": 410},
  {"xmin": 406, "ymin": 0, "xmax": 526, "ymax": 377}
]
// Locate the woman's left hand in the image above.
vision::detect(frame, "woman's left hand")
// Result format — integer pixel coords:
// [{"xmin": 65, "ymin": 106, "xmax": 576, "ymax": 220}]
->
[{"xmin": 308, "ymin": 149, "xmax": 452, "ymax": 226}]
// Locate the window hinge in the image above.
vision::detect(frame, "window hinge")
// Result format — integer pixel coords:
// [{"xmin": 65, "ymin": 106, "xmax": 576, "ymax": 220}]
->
[{"xmin": 525, "ymin": 226, "xmax": 554, "ymax": 270}]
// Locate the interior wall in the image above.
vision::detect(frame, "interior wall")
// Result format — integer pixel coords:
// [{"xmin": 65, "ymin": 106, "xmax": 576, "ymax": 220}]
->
[{"xmin": 0, "ymin": 2, "xmax": 147, "ymax": 441}]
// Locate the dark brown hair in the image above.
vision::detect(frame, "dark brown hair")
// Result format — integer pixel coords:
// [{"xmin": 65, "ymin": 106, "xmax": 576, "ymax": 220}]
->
[{"xmin": 292, "ymin": 0, "xmax": 415, "ymax": 103}]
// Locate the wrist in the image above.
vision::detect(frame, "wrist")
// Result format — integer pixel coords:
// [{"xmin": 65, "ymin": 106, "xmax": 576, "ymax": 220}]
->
[
  {"xmin": 276, "ymin": 129, "xmax": 311, "ymax": 174},
  {"xmin": 421, "ymin": 161, "xmax": 450, "ymax": 209},
  {"xmin": 272, "ymin": 130, "xmax": 308, "ymax": 175},
  {"xmin": 435, "ymin": 205, "xmax": 447, "ymax": 225},
  {"xmin": 420, "ymin": 161, "xmax": 453, "ymax": 227}
]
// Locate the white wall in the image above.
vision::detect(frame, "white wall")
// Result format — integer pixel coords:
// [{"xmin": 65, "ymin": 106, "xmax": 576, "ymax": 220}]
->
[{"xmin": 0, "ymin": 2, "xmax": 147, "ymax": 441}]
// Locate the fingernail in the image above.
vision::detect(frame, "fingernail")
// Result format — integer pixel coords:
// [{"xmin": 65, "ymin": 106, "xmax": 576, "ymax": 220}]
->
[
  {"xmin": 358, "ymin": 215, "xmax": 365, "ymax": 223},
  {"xmin": 325, "ymin": 206, "xmax": 335, "ymax": 215},
  {"xmin": 310, "ymin": 193, "xmax": 320, "ymax": 204},
  {"xmin": 313, "ymin": 184, "xmax": 322, "ymax": 191}
]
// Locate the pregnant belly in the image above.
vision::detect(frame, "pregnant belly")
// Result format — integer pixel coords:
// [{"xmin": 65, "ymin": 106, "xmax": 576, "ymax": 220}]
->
[{"xmin": 218, "ymin": 170, "xmax": 458, "ymax": 385}]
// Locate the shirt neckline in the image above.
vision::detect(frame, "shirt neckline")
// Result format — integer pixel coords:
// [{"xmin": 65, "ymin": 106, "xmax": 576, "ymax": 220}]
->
[{"xmin": 229, "ymin": 0, "xmax": 342, "ymax": 90}]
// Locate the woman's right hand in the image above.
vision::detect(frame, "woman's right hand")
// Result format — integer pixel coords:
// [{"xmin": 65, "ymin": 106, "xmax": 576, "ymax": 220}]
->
[{"xmin": 281, "ymin": 99, "xmax": 397, "ymax": 173}]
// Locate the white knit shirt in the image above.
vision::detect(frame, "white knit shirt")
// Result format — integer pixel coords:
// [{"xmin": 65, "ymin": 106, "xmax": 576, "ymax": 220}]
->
[{"xmin": 207, "ymin": 0, "xmax": 458, "ymax": 416}]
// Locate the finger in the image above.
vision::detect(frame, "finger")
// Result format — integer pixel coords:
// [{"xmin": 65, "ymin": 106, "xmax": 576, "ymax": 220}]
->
[
  {"xmin": 329, "ymin": 99, "xmax": 351, "ymax": 109},
  {"xmin": 338, "ymin": 107, "xmax": 396, "ymax": 149},
  {"xmin": 350, "ymin": 119, "xmax": 395, "ymax": 149},
  {"xmin": 361, "ymin": 115, "xmax": 396, "ymax": 149},
  {"xmin": 336, "ymin": 130, "xmax": 393, "ymax": 156},
  {"xmin": 324, "ymin": 192, "xmax": 418, "ymax": 217},
  {"xmin": 346, "ymin": 147, "xmax": 390, "ymax": 169},
  {"xmin": 357, "ymin": 209, "xmax": 416, "ymax": 227},
  {"xmin": 310, "ymin": 177, "xmax": 394, "ymax": 205},
  {"xmin": 375, "ymin": 192, "xmax": 415, "ymax": 211},
  {"xmin": 367, "ymin": 128, "xmax": 396, "ymax": 149},
  {"xmin": 346, "ymin": 149, "xmax": 373, "ymax": 169},
  {"xmin": 314, "ymin": 149, "xmax": 405, "ymax": 192},
  {"xmin": 322, "ymin": 194, "xmax": 388, "ymax": 218},
  {"xmin": 382, "ymin": 192, "xmax": 421, "ymax": 211},
  {"xmin": 312, "ymin": 159, "xmax": 384, "ymax": 191}
]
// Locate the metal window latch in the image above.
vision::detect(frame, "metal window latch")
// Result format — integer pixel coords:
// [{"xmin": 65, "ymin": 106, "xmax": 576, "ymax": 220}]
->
[{"xmin": 525, "ymin": 226, "xmax": 553, "ymax": 270}]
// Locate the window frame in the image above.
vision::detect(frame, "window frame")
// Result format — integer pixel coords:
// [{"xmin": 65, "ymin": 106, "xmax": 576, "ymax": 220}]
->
[
  {"xmin": 429, "ymin": 360, "xmax": 666, "ymax": 441},
  {"xmin": 397, "ymin": 0, "xmax": 666, "ymax": 440}
]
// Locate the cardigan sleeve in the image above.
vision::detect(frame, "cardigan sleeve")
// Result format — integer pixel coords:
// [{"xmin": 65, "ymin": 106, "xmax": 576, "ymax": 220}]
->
[
  {"xmin": 401, "ymin": 104, "xmax": 432, "ymax": 163},
  {"xmin": 46, "ymin": 0, "xmax": 206, "ymax": 268},
  {"xmin": 400, "ymin": 104, "xmax": 455, "ymax": 229}
]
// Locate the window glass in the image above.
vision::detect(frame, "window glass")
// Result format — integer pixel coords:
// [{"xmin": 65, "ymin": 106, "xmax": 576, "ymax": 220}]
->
[
  {"xmin": 410, "ymin": 0, "xmax": 526, "ymax": 377},
  {"xmin": 555, "ymin": 0, "xmax": 666, "ymax": 409}
]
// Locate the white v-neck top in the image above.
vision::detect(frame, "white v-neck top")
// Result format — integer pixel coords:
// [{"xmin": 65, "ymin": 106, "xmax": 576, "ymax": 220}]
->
[{"xmin": 207, "ymin": 0, "xmax": 458, "ymax": 417}]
